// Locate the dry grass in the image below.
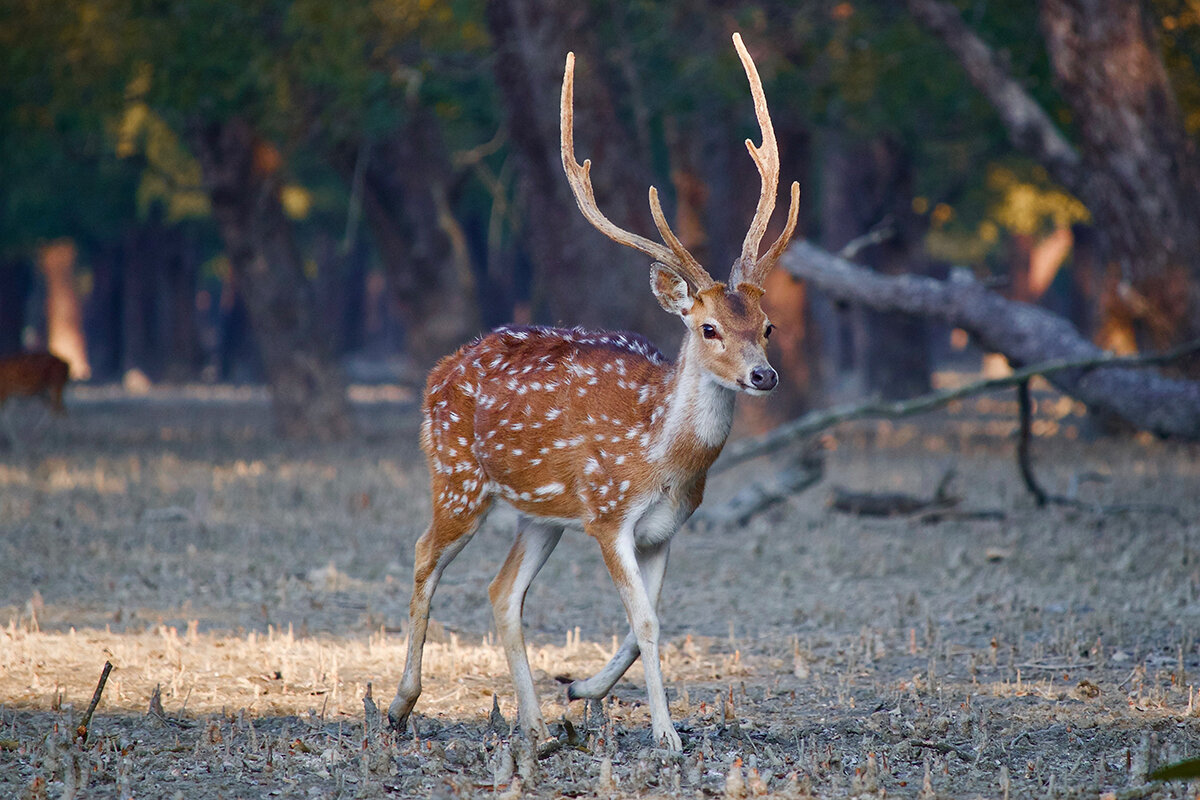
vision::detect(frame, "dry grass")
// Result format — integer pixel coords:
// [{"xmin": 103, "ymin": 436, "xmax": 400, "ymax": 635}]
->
[{"xmin": 2, "ymin": 385, "xmax": 1200, "ymax": 797}]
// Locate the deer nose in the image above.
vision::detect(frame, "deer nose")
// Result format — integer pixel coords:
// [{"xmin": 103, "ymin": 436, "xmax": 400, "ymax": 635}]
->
[{"xmin": 749, "ymin": 366, "xmax": 777, "ymax": 391}]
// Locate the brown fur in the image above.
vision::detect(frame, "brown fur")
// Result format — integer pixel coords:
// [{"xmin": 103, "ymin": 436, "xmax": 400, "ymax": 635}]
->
[
  {"xmin": 421, "ymin": 326, "xmax": 677, "ymax": 525},
  {"xmin": 0, "ymin": 352, "xmax": 69, "ymax": 413}
]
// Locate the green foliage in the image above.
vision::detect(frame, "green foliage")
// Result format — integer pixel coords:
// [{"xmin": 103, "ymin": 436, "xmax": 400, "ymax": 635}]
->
[
  {"xmin": 1150, "ymin": 755, "xmax": 1200, "ymax": 781},
  {"xmin": 6, "ymin": 0, "xmax": 1196, "ymax": 301}
]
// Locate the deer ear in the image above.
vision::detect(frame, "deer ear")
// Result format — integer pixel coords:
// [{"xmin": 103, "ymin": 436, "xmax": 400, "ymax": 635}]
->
[{"xmin": 650, "ymin": 263, "xmax": 694, "ymax": 317}]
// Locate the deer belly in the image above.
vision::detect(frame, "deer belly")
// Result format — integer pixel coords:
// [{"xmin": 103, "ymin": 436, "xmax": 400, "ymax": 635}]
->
[{"xmin": 632, "ymin": 496, "xmax": 690, "ymax": 547}]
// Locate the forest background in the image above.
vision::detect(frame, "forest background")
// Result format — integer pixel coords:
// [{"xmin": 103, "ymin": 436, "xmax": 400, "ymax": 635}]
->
[{"xmin": 4, "ymin": 0, "xmax": 1199, "ymax": 438}]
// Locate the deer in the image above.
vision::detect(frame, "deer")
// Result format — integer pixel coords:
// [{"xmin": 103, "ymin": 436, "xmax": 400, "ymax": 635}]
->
[
  {"xmin": 0, "ymin": 351, "xmax": 69, "ymax": 413},
  {"xmin": 387, "ymin": 33, "xmax": 799, "ymax": 752}
]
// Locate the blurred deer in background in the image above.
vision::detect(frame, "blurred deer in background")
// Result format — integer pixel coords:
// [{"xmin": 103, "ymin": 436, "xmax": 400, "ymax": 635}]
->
[
  {"xmin": 388, "ymin": 33, "xmax": 799, "ymax": 751},
  {"xmin": 0, "ymin": 352, "xmax": 69, "ymax": 414}
]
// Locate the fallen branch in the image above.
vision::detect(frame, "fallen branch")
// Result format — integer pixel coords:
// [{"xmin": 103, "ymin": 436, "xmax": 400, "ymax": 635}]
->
[
  {"xmin": 147, "ymin": 683, "xmax": 196, "ymax": 729},
  {"xmin": 698, "ymin": 447, "xmax": 824, "ymax": 525},
  {"xmin": 76, "ymin": 660, "xmax": 113, "ymax": 744},
  {"xmin": 1016, "ymin": 380, "xmax": 1183, "ymax": 515},
  {"xmin": 1015, "ymin": 380, "xmax": 1048, "ymax": 506},
  {"xmin": 908, "ymin": 738, "xmax": 974, "ymax": 762},
  {"xmin": 783, "ymin": 241, "xmax": 1200, "ymax": 439},
  {"xmin": 912, "ymin": 507, "xmax": 1005, "ymax": 524},
  {"xmin": 717, "ymin": 339, "xmax": 1200, "ymax": 472},
  {"xmin": 830, "ymin": 467, "xmax": 957, "ymax": 517}
]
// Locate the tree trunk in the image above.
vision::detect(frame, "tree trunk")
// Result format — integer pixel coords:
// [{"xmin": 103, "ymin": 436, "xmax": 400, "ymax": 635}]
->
[
  {"xmin": 820, "ymin": 135, "xmax": 931, "ymax": 400},
  {"xmin": 783, "ymin": 240, "xmax": 1200, "ymax": 439},
  {"xmin": 121, "ymin": 219, "xmax": 158, "ymax": 381},
  {"xmin": 191, "ymin": 117, "xmax": 353, "ymax": 440},
  {"xmin": 338, "ymin": 114, "xmax": 481, "ymax": 371},
  {"xmin": 39, "ymin": 239, "xmax": 91, "ymax": 380},
  {"xmin": 908, "ymin": 0, "xmax": 1200, "ymax": 357},
  {"xmin": 487, "ymin": 0, "xmax": 674, "ymax": 346},
  {"xmin": 0, "ymin": 258, "xmax": 33, "ymax": 357}
]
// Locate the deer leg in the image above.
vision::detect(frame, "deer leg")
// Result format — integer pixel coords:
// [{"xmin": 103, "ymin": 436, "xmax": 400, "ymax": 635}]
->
[
  {"xmin": 568, "ymin": 541, "xmax": 669, "ymax": 701},
  {"xmin": 388, "ymin": 506, "xmax": 487, "ymax": 732},
  {"xmin": 595, "ymin": 529, "xmax": 682, "ymax": 751},
  {"xmin": 488, "ymin": 517, "xmax": 564, "ymax": 742}
]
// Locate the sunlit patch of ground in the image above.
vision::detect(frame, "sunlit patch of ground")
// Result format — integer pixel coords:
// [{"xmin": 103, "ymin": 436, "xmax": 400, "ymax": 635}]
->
[{"xmin": 2, "ymin": 383, "xmax": 1200, "ymax": 797}]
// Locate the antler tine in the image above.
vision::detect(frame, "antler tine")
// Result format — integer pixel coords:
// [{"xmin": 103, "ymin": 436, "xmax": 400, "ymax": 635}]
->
[
  {"xmin": 730, "ymin": 33, "xmax": 798, "ymax": 287},
  {"xmin": 561, "ymin": 53, "xmax": 715, "ymax": 290},
  {"xmin": 755, "ymin": 179, "xmax": 801, "ymax": 279},
  {"xmin": 648, "ymin": 187, "xmax": 715, "ymax": 289}
]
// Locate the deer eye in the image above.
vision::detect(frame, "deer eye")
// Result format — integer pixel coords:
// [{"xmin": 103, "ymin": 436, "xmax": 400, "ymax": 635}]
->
[
  {"xmin": 701, "ymin": 324, "xmax": 719, "ymax": 339},
  {"xmin": 764, "ymin": 323, "xmax": 775, "ymax": 339}
]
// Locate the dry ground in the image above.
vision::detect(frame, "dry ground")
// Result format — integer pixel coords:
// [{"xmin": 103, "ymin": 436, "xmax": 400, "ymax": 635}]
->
[{"xmin": 1, "ymin": 382, "xmax": 1199, "ymax": 798}]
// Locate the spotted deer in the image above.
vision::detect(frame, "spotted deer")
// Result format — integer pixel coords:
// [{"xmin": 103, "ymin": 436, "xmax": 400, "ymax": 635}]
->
[{"xmin": 387, "ymin": 33, "xmax": 799, "ymax": 751}]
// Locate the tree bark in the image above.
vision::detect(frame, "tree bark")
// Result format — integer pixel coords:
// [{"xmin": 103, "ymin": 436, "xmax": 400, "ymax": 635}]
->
[
  {"xmin": 487, "ymin": 0, "xmax": 674, "ymax": 345},
  {"xmin": 0, "ymin": 258, "xmax": 33, "ymax": 357},
  {"xmin": 337, "ymin": 112, "xmax": 481, "ymax": 371},
  {"xmin": 39, "ymin": 239, "xmax": 91, "ymax": 380},
  {"xmin": 782, "ymin": 240, "xmax": 1200, "ymax": 439},
  {"xmin": 1038, "ymin": 0, "xmax": 1200, "ymax": 350},
  {"xmin": 191, "ymin": 117, "xmax": 353, "ymax": 440},
  {"xmin": 820, "ymin": 135, "xmax": 931, "ymax": 400},
  {"xmin": 908, "ymin": 0, "xmax": 1200, "ymax": 354}
]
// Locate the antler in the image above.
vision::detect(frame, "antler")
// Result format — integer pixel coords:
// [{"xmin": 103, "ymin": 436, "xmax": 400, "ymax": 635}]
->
[
  {"xmin": 561, "ymin": 53, "xmax": 717, "ymax": 291},
  {"xmin": 729, "ymin": 33, "xmax": 801, "ymax": 289}
]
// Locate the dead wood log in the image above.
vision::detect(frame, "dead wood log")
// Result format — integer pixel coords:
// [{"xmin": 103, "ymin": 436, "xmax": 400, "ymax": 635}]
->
[
  {"xmin": 717, "ymin": 337, "xmax": 1200, "ymax": 471},
  {"xmin": 780, "ymin": 240, "xmax": 1200, "ymax": 440},
  {"xmin": 830, "ymin": 467, "xmax": 958, "ymax": 517},
  {"xmin": 1015, "ymin": 380, "xmax": 1048, "ymax": 507},
  {"xmin": 698, "ymin": 446, "xmax": 824, "ymax": 527}
]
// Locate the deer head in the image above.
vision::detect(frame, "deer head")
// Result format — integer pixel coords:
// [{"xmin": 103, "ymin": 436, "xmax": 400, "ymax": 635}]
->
[{"xmin": 561, "ymin": 33, "xmax": 800, "ymax": 395}]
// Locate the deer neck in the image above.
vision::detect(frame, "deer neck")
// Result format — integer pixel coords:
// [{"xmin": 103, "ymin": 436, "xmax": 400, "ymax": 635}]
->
[{"xmin": 648, "ymin": 333, "xmax": 736, "ymax": 472}]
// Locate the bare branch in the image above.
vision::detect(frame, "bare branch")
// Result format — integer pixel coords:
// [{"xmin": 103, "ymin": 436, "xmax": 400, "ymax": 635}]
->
[
  {"xmin": 781, "ymin": 240, "xmax": 1200, "ymax": 439},
  {"xmin": 906, "ymin": 0, "xmax": 1082, "ymax": 193},
  {"xmin": 716, "ymin": 337, "xmax": 1200, "ymax": 471},
  {"xmin": 76, "ymin": 660, "xmax": 113, "ymax": 744},
  {"xmin": 1015, "ymin": 380, "xmax": 1048, "ymax": 506}
]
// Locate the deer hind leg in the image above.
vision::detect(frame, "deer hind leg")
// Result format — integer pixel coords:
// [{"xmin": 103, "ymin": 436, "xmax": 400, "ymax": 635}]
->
[
  {"xmin": 488, "ymin": 517, "xmax": 564, "ymax": 741},
  {"xmin": 388, "ymin": 498, "xmax": 490, "ymax": 732},
  {"xmin": 568, "ymin": 540, "xmax": 670, "ymax": 701}
]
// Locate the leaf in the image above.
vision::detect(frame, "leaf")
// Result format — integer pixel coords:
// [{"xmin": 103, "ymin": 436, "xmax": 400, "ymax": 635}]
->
[{"xmin": 1150, "ymin": 756, "xmax": 1200, "ymax": 781}]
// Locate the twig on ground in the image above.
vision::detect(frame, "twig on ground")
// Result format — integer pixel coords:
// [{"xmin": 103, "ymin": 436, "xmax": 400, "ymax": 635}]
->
[
  {"xmin": 1016, "ymin": 380, "xmax": 1048, "ymax": 506},
  {"xmin": 1013, "ymin": 661, "xmax": 1099, "ymax": 671},
  {"xmin": 913, "ymin": 507, "xmax": 1005, "ymax": 524},
  {"xmin": 76, "ymin": 660, "xmax": 113, "ymax": 744},
  {"xmin": 908, "ymin": 738, "xmax": 974, "ymax": 761},
  {"xmin": 830, "ymin": 466, "xmax": 958, "ymax": 517},
  {"xmin": 147, "ymin": 684, "xmax": 196, "ymax": 729},
  {"xmin": 1008, "ymin": 724, "xmax": 1062, "ymax": 751}
]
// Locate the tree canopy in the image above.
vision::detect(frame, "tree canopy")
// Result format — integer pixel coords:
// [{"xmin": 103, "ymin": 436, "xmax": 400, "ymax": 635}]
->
[{"xmin": 3, "ymin": 0, "xmax": 1198, "ymax": 434}]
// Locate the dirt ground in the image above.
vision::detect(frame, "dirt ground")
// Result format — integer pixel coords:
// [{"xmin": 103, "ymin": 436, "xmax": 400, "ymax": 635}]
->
[{"xmin": 1, "ymin": 381, "xmax": 1199, "ymax": 799}]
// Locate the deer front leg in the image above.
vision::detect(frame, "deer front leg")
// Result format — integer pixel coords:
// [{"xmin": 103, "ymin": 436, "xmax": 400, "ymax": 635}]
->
[
  {"xmin": 595, "ymin": 529, "xmax": 682, "ymax": 751},
  {"xmin": 489, "ymin": 518, "xmax": 564, "ymax": 742},
  {"xmin": 568, "ymin": 541, "xmax": 669, "ymax": 701}
]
